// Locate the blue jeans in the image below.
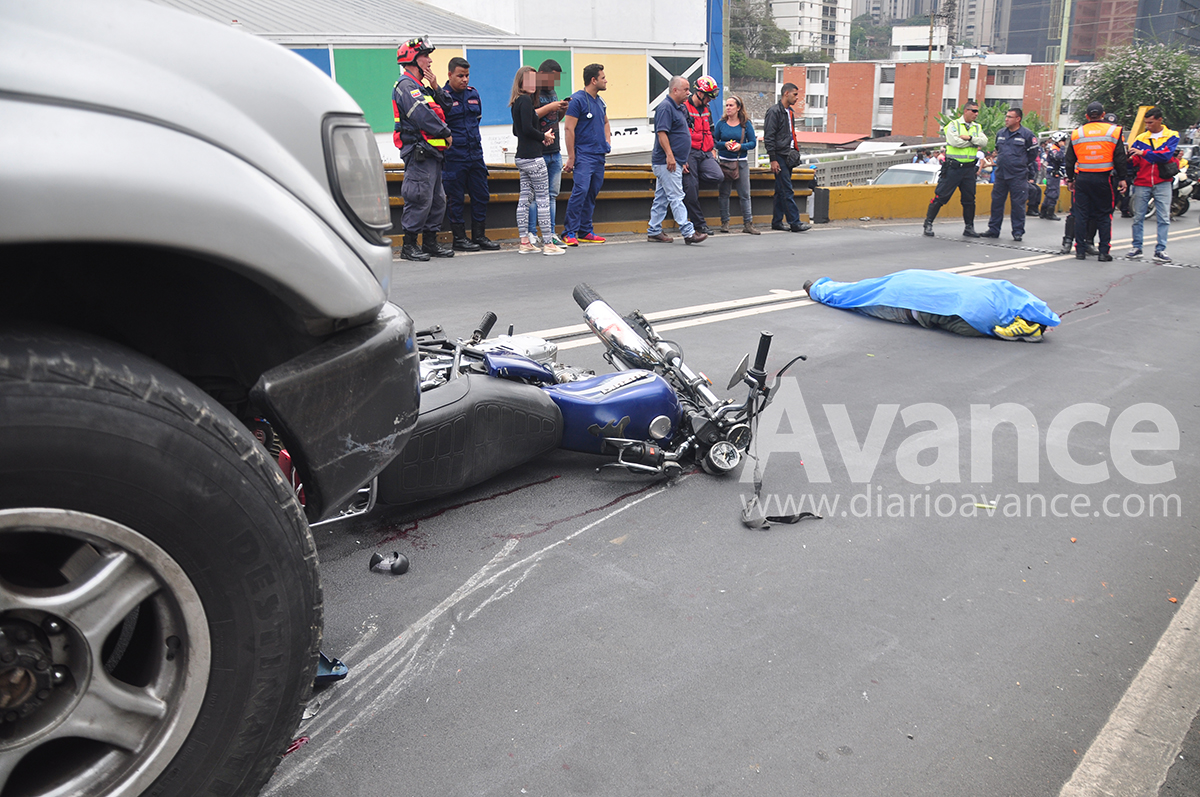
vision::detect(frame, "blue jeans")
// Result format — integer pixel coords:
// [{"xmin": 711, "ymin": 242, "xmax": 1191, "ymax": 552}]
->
[
  {"xmin": 772, "ymin": 167, "xmax": 800, "ymax": 225},
  {"xmin": 1131, "ymin": 181, "xmax": 1171, "ymax": 253},
  {"xmin": 648, "ymin": 163, "xmax": 694, "ymax": 238},
  {"xmin": 564, "ymin": 152, "xmax": 605, "ymax": 238},
  {"xmin": 528, "ymin": 151, "xmax": 562, "ymax": 233}
]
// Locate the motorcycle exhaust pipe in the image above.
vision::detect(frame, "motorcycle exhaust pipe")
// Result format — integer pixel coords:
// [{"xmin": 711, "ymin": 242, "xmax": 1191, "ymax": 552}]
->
[{"xmin": 574, "ymin": 283, "xmax": 662, "ymax": 371}]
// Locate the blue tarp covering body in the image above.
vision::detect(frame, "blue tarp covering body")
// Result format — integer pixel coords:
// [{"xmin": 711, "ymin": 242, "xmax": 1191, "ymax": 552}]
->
[{"xmin": 808, "ymin": 270, "xmax": 1061, "ymax": 336}]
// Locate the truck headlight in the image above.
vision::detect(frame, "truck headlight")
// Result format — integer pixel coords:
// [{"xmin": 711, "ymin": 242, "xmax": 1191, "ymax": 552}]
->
[{"xmin": 324, "ymin": 115, "xmax": 391, "ymax": 233}]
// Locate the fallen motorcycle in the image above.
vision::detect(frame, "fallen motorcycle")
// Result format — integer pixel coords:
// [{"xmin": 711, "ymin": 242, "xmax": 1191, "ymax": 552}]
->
[{"xmin": 317, "ymin": 283, "xmax": 803, "ymax": 519}]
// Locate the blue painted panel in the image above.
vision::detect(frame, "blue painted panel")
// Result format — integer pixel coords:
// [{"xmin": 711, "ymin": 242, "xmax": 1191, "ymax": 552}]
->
[
  {"xmin": 463, "ymin": 48, "xmax": 521, "ymax": 126},
  {"xmin": 291, "ymin": 47, "xmax": 331, "ymax": 76}
]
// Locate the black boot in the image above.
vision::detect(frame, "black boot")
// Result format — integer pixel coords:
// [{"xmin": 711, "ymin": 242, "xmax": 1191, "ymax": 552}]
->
[
  {"xmin": 1060, "ymin": 238, "xmax": 1073, "ymax": 255},
  {"xmin": 923, "ymin": 218, "xmax": 934, "ymax": 237},
  {"xmin": 451, "ymin": 223, "xmax": 480, "ymax": 252},
  {"xmin": 400, "ymin": 231, "xmax": 430, "ymax": 262},
  {"xmin": 422, "ymin": 231, "xmax": 454, "ymax": 258},
  {"xmin": 472, "ymin": 220, "xmax": 501, "ymax": 251}
]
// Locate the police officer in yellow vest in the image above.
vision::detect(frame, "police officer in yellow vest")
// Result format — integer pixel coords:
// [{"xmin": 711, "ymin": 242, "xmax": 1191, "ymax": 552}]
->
[
  {"xmin": 924, "ymin": 102, "xmax": 989, "ymax": 238},
  {"xmin": 1065, "ymin": 101, "xmax": 1128, "ymax": 261}
]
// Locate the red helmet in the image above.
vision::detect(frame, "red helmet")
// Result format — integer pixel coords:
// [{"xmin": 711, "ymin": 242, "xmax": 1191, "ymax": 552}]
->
[
  {"xmin": 694, "ymin": 75, "xmax": 719, "ymax": 97},
  {"xmin": 397, "ymin": 36, "xmax": 435, "ymax": 65}
]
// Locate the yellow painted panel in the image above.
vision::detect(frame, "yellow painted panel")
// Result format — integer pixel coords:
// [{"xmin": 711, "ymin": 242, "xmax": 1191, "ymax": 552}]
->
[
  {"xmin": 576, "ymin": 52, "xmax": 647, "ymax": 121},
  {"xmin": 430, "ymin": 47, "xmax": 465, "ymax": 85},
  {"xmin": 825, "ymin": 184, "xmax": 997, "ymax": 221}
]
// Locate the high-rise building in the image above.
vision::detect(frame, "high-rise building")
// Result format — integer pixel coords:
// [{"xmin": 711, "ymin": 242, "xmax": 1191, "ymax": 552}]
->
[{"xmin": 772, "ymin": 0, "xmax": 853, "ymax": 60}]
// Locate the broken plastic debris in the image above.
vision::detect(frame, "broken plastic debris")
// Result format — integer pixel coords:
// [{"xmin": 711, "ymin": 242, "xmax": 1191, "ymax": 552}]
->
[
  {"xmin": 370, "ymin": 550, "xmax": 410, "ymax": 575},
  {"xmin": 1071, "ymin": 537, "xmax": 1077, "ymax": 543},
  {"xmin": 314, "ymin": 651, "xmax": 348, "ymax": 686},
  {"xmin": 1169, "ymin": 597, "xmax": 1179, "ymax": 603},
  {"xmin": 301, "ymin": 699, "xmax": 322, "ymax": 720}
]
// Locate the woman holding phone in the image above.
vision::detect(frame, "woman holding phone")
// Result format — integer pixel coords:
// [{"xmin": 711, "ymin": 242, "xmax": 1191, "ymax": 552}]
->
[
  {"xmin": 510, "ymin": 65, "xmax": 565, "ymax": 255},
  {"xmin": 713, "ymin": 94, "xmax": 759, "ymax": 234}
]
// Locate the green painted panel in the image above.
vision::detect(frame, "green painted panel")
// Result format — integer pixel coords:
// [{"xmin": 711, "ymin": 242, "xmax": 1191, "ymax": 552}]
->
[
  {"xmin": 333, "ymin": 48, "xmax": 401, "ymax": 132},
  {"xmin": 522, "ymin": 49, "xmax": 573, "ymax": 97}
]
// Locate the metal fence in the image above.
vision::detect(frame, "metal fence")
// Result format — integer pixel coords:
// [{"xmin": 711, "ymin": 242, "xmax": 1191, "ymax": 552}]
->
[{"xmin": 808, "ymin": 144, "xmax": 934, "ymax": 187}]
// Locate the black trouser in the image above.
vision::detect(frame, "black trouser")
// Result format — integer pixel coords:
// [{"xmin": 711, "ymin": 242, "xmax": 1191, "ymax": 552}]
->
[
  {"xmin": 849, "ymin": 305, "xmax": 984, "ymax": 337},
  {"xmin": 926, "ymin": 159, "xmax": 977, "ymax": 226},
  {"xmin": 1073, "ymin": 172, "xmax": 1116, "ymax": 253},
  {"xmin": 683, "ymin": 149, "xmax": 722, "ymax": 231}
]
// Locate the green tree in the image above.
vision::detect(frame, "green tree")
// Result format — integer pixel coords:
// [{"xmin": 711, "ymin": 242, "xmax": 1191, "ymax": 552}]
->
[
  {"xmin": 850, "ymin": 14, "xmax": 893, "ymax": 60},
  {"xmin": 731, "ymin": 0, "xmax": 792, "ymax": 60},
  {"xmin": 1075, "ymin": 43, "xmax": 1200, "ymax": 130}
]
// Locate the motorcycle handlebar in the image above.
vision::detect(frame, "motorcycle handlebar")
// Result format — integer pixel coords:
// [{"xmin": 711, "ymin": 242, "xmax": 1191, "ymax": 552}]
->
[
  {"xmin": 474, "ymin": 312, "xmax": 497, "ymax": 341},
  {"xmin": 752, "ymin": 332, "xmax": 773, "ymax": 372},
  {"xmin": 573, "ymin": 283, "xmax": 603, "ymax": 311}
]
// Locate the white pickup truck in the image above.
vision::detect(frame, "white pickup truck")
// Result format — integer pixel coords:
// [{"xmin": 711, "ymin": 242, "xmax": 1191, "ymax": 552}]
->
[{"xmin": 0, "ymin": 2, "xmax": 420, "ymax": 795}]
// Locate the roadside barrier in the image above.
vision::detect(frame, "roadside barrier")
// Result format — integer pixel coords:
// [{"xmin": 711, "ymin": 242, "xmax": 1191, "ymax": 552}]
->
[{"xmin": 385, "ymin": 163, "xmax": 818, "ymax": 244}]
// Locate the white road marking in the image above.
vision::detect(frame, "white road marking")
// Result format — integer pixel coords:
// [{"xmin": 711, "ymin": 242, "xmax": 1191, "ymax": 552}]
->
[
  {"xmin": 264, "ymin": 485, "xmax": 675, "ymax": 794},
  {"xmin": 1059, "ymin": 576, "xmax": 1200, "ymax": 797}
]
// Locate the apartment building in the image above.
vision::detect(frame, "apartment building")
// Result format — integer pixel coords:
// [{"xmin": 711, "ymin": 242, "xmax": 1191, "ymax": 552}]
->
[
  {"xmin": 772, "ymin": 0, "xmax": 853, "ymax": 61},
  {"xmin": 777, "ymin": 56, "xmax": 1093, "ymax": 137}
]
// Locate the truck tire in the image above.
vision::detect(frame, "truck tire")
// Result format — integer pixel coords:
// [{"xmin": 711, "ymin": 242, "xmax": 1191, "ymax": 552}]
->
[{"xmin": 0, "ymin": 328, "xmax": 321, "ymax": 797}]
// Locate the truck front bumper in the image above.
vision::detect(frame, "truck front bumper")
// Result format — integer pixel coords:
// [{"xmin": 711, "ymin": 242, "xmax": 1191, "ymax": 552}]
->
[{"xmin": 251, "ymin": 302, "xmax": 420, "ymax": 522}]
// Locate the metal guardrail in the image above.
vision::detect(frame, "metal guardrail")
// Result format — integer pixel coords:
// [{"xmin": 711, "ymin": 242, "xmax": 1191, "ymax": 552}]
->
[{"xmin": 808, "ymin": 143, "xmax": 938, "ymax": 187}]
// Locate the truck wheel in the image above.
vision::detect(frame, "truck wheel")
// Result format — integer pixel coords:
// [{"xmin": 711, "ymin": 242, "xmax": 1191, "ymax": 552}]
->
[{"xmin": 0, "ymin": 329, "xmax": 321, "ymax": 797}]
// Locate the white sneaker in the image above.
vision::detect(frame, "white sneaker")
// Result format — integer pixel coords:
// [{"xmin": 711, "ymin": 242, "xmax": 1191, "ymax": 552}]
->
[
  {"xmin": 541, "ymin": 243, "xmax": 566, "ymax": 256},
  {"xmin": 518, "ymin": 242, "xmax": 540, "ymax": 254}
]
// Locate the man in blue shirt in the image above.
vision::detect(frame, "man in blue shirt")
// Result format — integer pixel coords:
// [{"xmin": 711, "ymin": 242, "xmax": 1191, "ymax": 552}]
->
[
  {"xmin": 647, "ymin": 77, "xmax": 707, "ymax": 245},
  {"xmin": 440, "ymin": 57, "xmax": 500, "ymax": 251},
  {"xmin": 981, "ymin": 108, "xmax": 1038, "ymax": 241},
  {"xmin": 562, "ymin": 63, "xmax": 611, "ymax": 245}
]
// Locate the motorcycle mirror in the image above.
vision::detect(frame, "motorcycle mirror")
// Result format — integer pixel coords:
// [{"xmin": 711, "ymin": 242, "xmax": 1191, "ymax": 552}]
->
[{"xmin": 727, "ymin": 354, "xmax": 750, "ymax": 391}]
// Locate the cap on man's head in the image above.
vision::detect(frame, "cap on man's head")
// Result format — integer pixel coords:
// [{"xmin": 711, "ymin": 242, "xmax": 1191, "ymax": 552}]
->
[{"xmin": 1085, "ymin": 101, "xmax": 1104, "ymax": 118}]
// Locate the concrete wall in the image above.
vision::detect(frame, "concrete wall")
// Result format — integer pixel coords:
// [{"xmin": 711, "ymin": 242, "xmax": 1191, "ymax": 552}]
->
[{"xmin": 817, "ymin": 183, "xmax": 1070, "ymax": 221}]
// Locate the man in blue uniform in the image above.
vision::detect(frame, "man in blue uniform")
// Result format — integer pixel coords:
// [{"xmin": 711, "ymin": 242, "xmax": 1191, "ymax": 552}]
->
[
  {"xmin": 981, "ymin": 108, "xmax": 1038, "ymax": 241},
  {"xmin": 440, "ymin": 57, "xmax": 499, "ymax": 252},
  {"xmin": 392, "ymin": 36, "xmax": 454, "ymax": 262}
]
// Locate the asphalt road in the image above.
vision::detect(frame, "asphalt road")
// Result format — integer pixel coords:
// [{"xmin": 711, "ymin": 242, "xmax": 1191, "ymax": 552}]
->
[{"xmin": 265, "ymin": 213, "xmax": 1200, "ymax": 797}]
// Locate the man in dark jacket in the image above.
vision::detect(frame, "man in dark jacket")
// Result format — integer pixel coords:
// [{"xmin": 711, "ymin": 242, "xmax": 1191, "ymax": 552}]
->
[
  {"xmin": 441, "ymin": 57, "xmax": 500, "ymax": 252},
  {"xmin": 1039, "ymin": 134, "xmax": 1066, "ymax": 220},
  {"xmin": 763, "ymin": 83, "xmax": 811, "ymax": 232},
  {"xmin": 981, "ymin": 108, "xmax": 1038, "ymax": 241}
]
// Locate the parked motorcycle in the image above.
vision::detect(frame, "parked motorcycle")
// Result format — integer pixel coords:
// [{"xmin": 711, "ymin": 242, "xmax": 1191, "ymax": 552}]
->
[{"xmin": 315, "ymin": 284, "xmax": 803, "ymax": 519}]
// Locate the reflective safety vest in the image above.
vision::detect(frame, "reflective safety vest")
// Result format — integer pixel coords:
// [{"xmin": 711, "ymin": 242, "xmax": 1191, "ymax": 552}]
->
[
  {"xmin": 684, "ymin": 99, "xmax": 714, "ymax": 152},
  {"xmin": 1070, "ymin": 122, "xmax": 1120, "ymax": 171},
  {"xmin": 944, "ymin": 118, "xmax": 982, "ymax": 163},
  {"xmin": 392, "ymin": 76, "xmax": 449, "ymax": 151}
]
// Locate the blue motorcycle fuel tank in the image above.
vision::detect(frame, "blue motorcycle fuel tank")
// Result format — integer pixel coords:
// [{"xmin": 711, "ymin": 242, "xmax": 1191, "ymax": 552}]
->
[{"xmin": 543, "ymin": 370, "xmax": 682, "ymax": 454}]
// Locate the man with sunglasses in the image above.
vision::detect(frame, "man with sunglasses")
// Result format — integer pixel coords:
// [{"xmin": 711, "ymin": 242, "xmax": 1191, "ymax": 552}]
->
[
  {"xmin": 681, "ymin": 75, "xmax": 725, "ymax": 236},
  {"xmin": 923, "ymin": 102, "xmax": 988, "ymax": 238}
]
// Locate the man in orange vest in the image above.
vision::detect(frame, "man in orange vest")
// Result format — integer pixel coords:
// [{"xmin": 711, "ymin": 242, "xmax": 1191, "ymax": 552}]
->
[
  {"xmin": 392, "ymin": 36, "xmax": 455, "ymax": 262},
  {"xmin": 1065, "ymin": 101, "xmax": 1128, "ymax": 261}
]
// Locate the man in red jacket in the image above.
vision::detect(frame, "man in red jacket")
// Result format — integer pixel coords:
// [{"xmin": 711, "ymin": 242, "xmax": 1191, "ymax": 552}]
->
[
  {"xmin": 1126, "ymin": 107, "xmax": 1180, "ymax": 262},
  {"xmin": 681, "ymin": 76, "xmax": 725, "ymax": 236}
]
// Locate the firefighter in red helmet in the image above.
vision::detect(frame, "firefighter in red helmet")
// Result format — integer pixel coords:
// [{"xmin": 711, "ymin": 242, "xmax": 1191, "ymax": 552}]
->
[{"xmin": 392, "ymin": 36, "xmax": 455, "ymax": 261}]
